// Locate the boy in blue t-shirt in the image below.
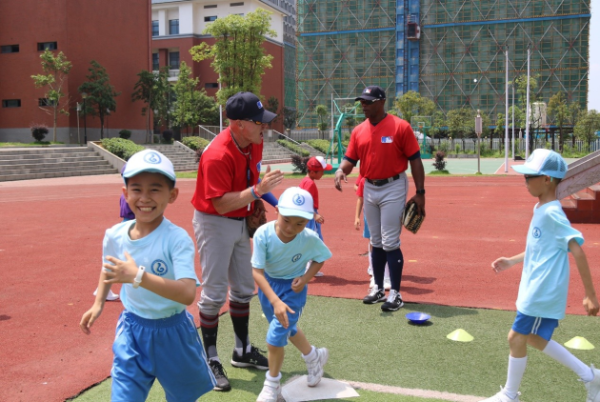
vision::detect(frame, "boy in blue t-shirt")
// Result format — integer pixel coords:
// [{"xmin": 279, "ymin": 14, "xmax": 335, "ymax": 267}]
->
[
  {"xmin": 481, "ymin": 149, "xmax": 600, "ymax": 402},
  {"xmin": 80, "ymin": 149, "xmax": 215, "ymax": 402},
  {"xmin": 251, "ymin": 187, "xmax": 332, "ymax": 402}
]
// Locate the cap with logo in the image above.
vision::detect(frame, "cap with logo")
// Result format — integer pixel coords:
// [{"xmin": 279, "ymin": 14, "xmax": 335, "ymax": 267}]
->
[
  {"xmin": 306, "ymin": 156, "xmax": 332, "ymax": 172},
  {"xmin": 122, "ymin": 149, "xmax": 176, "ymax": 184},
  {"xmin": 225, "ymin": 92, "xmax": 277, "ymax": 123},
  {"xmin": 355, "ymin": 85, "xmax": 386, "ymax": 101},
  {"xmin": 277, "ymin": 187, "xmax": 314, "ymax": 220},
  {"xmin": 512, "ymin": 148, "xmax": 568, "ymax": 179}
]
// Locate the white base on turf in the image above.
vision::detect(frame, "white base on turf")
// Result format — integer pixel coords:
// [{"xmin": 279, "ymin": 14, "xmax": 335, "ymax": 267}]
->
[{"xmin": 281, "ymin": 375, "xmax": 359, "ymax": 402}]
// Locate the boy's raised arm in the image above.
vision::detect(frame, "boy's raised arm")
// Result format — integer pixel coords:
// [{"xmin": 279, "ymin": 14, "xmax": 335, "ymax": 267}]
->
[{"xmin": 569, "ymin": 240, "xmax": 599, "ymax": 316}]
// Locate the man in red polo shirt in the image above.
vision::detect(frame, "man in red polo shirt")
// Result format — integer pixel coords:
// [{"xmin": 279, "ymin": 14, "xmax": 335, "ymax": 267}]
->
[
  {"xmin": 192, "ymin": 92, "xmax": 284, "ymax": 391},
  {"xmin": 334, "ymin": 85, "xmax": 426, "ymax": 312}
]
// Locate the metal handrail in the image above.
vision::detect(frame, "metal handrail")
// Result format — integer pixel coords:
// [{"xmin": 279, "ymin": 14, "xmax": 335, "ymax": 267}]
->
[
  {"xmin": 272, "ymin": 129, "xmax": 302, "ymax": 146},
  {"xmin": 198, "ymin": 125, "xmax": 217, "ymax": 138}
]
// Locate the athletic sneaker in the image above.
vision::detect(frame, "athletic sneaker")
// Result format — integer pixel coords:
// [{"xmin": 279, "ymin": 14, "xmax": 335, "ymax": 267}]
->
[
  {"xmin": 585, "ymin": 364, "xmax": 600, "ymax": 402},
  {"xmin": 369, "ymin": 276, "xmax": 375, "ymax": 289},
  {"xmin": 93, "ymin": 288, "xmax": 120, "ymax": 301},
  {"xmin": 479, "ymin": 387, "xmax": 520, "ymax": 402},
  {"xmin": 209, "ymin": 360, "xmax": 231, "ymax": 392},
  {"xmin": 306, "ymin": 347, "xmax": 329, "ymax": 387},
  {"xmin": 363, "ymin": 285, "xmax": 386, "ymax": 304},
  {"xmin": 381, "ymin": 289, "xmax": 404, "ymax": 311},
  {"xmin": 256, "ymin": 378, "xmax": 282, "ymax": 402},
  {"xmin": 231, "ymin": 345, "xmax": 269, "ymax": 370},
  {"xmin": 314, "ymin": 271, "xmax": 324, "ymax": 277},
  {"xmin": 384, "ymin": 277, "xmax": 391, "ymax": 290}
]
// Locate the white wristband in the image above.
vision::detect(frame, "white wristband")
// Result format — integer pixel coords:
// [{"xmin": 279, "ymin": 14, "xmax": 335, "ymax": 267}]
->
[{"xmin": 133, "ymin": 265, "xmax": 145, "ymax": 288}]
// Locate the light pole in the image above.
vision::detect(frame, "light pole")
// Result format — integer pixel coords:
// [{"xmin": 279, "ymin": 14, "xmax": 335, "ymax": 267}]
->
[
  {"xmin": 82, "ymin": 92, "xmax": 88, "ymax": 144},
  {"xmin": 475, "ymin": 110, "xmax": 482, "ymax": 174},
  {"xmin": 76, "ymin": 102, "xmax": 81, "ymax": 145}
]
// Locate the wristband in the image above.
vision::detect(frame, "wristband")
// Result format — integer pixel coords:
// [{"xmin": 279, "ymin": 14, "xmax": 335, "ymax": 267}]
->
[
  {"xmin": 133, "ymin": 265, "xmax": 146, "ymax": 288},
  {"xmin": 250, "ymin": 186, "xmax": 260, "ymax": 200},
  {"xmin": 253, "ymin": 184, "xmax": 263, "ymax": 198},
  {"xmin": 416, "ymin": 189, "xmax": 425, "ymax": 195}
]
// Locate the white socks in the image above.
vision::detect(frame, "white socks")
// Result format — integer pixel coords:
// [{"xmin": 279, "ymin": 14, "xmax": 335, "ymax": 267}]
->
[
  {"xmin": 302, "ymin": 346, "xmax": 317, "ymax": 362},
  {"xmin": 543, "ymin": 340, "xmax": 594, "ymax": 382},
  {"xmin": 266, "ymin": 372, "xmax": 281, "ymax": 382},
  {"xmin": 504, "ymin": 355, "xmax": 527, "ymax": 399}
]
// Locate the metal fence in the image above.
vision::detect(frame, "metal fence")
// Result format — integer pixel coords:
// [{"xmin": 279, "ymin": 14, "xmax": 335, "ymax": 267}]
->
[{"xmin": 430, "ymin": 138, "xmax": 600, "ymax": 154}]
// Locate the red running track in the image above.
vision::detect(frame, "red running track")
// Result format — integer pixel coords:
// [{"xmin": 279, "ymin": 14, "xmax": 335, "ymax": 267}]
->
[{"xmin": 0, "ymin": 174, "xmax": 599, "ymax": 402}]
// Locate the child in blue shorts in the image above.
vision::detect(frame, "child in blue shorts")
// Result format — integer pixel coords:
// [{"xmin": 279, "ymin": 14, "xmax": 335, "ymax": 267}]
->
[
  {"xmin": 481, "ymin": 149, "xmax": 600, "ymax": 402},
  {"xmin": 80, "ymin": 149, "xmax": 215, "ymax": 402},
  {"xmin": 251, "ymin": 187, "xmax": 333, "ymax": 402}
]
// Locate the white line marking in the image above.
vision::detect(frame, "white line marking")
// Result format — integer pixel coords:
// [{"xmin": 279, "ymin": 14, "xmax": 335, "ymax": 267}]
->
[{"xmin": 344, "ymin": 380, "xmax": 483, "ymax": 402}]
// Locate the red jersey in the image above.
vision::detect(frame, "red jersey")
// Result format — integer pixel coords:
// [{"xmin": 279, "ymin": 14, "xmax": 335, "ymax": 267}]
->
[
  {"xmin": 191, "ymin": 127, "xmax": 263, "ymax": 217},
  {"xmin": 355, "ymin": 176, "xmax": 365, "ymax": 198},
  {"xmin": 345, "ymin": 114, "xmax": 420, "ymax": 180},
  {"xmin": 299, "ymin": 177, "xmax": 319, "ymax": 210}
]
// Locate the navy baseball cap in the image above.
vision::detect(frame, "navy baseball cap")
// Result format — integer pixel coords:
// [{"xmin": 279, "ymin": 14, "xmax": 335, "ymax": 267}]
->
[
  {"xmin": 355, "ymin": 85, "xmax": 386, "ymax": 101},
  {"xmin": 225, "ymin": 92, "xmax": 276, "ymax": 123}
]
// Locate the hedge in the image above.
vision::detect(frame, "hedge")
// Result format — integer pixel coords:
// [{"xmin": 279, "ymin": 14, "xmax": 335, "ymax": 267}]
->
[
  {"xmin": 101, "ymin": 138, "xmax": 144, "ymax": 161},
  {"xmin": 181, "ymin": 136, "xmax": 210, "ymax": 151},
  {"xmin": 277, "ymin": 140, "xmax": 310, "ymax": 157}
]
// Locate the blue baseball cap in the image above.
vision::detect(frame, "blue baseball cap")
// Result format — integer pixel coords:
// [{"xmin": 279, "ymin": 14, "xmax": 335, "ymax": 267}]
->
[
  {"xmin": 123, "ymin": 149, "xmax": 176, "ymax": 184},
  {"xmin": 512, "ymin": 149, "xmax": 568, "ymax": 179}
]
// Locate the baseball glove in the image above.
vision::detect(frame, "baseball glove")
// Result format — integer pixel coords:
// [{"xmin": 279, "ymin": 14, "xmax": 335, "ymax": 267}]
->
[
  {"xmin": 246, "ymin": 199, "xmax": 267, "ymax": 238},
  {"xmin": 402, "ymin": 200, "xmax": 424, "ymax": 234}
]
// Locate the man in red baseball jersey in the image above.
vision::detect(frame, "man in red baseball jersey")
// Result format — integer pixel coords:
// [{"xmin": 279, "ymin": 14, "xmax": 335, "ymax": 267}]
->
[
  {"xmin": 192, "ymin": 92, "xmax": 285, "ymax": 391},
  {"xmin": 334, "ymin": 85, "xmax": 425, "ymax": 312}
]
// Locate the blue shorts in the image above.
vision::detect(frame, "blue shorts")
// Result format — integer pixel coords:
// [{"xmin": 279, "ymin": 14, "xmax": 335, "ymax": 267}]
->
[
  {"xmin": 258, "ymin": 275, "xmax": 308, "ymax": 347},
  {"xmin": 305, "ymin": 209, "xmax": 323, "ymax": 241},
  {"xmin": 362, "ymin": 215, "xmax": 370, "ymax": 239},
  {"xmin": 511, "ymin": 311, "xmax": 559, "ymax": 341},
  {"xmin": 111, "ymin": 310, "xmax": 216, "ymax": 402}
]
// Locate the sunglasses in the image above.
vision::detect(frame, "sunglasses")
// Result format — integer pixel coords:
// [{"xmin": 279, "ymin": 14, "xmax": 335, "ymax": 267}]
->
[
  {"xmin": 524, "ymin": 174, "xmax": 543, "ymax": 181},
  {"xmin": 359, "ymin": 99, "xmax": 382, "ymax": 105},
  {"xmin": 244, "ymin": 119, "xmax": 263, "ymax": 126}
]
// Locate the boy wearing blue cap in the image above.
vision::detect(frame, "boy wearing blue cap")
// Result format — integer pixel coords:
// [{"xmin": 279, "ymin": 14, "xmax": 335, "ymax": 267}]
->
[
  {"xmin": 80, "ymin": 149, "xmax": 215, "ymax": 402},
  {"xmin": 251, "ymin": 187, "xmax": 332, "ymax": 402},
  {"xmin": 481, "ymin": 149, "xmax": 600, "ymax": 402}
]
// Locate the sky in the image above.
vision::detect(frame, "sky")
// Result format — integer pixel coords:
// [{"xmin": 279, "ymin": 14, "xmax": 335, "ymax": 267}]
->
[{"xmin": 589, "ymin": 0, "xmax": 599, "ymax": 110}]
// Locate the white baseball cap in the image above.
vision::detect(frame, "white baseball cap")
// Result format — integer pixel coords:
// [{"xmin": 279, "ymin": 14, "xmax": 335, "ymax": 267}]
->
[
  {"xmin": 512, "ymin": 148, "xmax": 568, "ymax": 179},
  {"xmin": 277, "ymin": 187, "xmax": 314, "ymax": 220},
  {"xmin": 123, "ymin": 149, "xmax": 176, "ymax": 184}
]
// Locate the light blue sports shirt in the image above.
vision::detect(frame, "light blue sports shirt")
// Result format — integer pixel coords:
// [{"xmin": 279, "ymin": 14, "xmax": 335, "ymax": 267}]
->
[
  {"xmin": 516, "ymin": 200, "xmax": 583, "ymax": 320},
  {"xmin": 102, "ymin": 218, "xmax": 200, "ymax": 319},
  {"xmin": 251, "ymin": 221, "xmax": 332, "ymax": 279}
]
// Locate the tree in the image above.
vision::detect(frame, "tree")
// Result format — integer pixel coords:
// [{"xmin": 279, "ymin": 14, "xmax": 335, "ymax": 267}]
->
[
  {"xmin": 266, "ymin": 96, "xmax": 279, "ymax": 128},
  {"xmin": 78, "ymin": 60, "xmax": 120, "ymax": 139},
  {"xmin": 31, "ymin": 50, "xmax": 72, "ymax": 142},
  {"xmin": 547, "ymin": 92, "xmax": 569, "ymax": 152},
  {"xmin": 315, "ymin": 104, "xmax": 329, "ymax": 139},
  {"xmin": 153, "ymin": 67, "xmax": 174, "ymax": 131},
  {"xmin": 567, "ymin": 101, "xmax": 582, "ymax": 147},
  {"xmin": 190, "ymin": 9, "xmax": 276, "ymax": 105},
  {"xmin": 574, "ymin": 109, "xmax": 600, "ymax": 150},
  {"xmin": 446, "ymin": 107, "xmax": 474, "ymax": 141},
  {"xmin": 494, "ymin": 113, "xmax": 505, "ymax": 152},
  {"xmin": 283, "ymin": 107, "xmax": 297, "ymax": 130},
  {"xmin": 132, "ymin": 70, "xmax": 159, "ymax": 143},
  {"xmin": 394, "ymin": 91, "xmax": 436, "ymax": 124}
]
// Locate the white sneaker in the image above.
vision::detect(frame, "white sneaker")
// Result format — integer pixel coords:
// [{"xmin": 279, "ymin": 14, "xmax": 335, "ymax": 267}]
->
[
  {"xmin": 369, "ymin": 276, "xmax": 375, "ymax": 289},
  {"xmin": 314, "ymin": 271, "xmax": 324, "ymax": 277},
  {"xmin": 479, "ymin": 387, "xmax": 520, "ymax": 402},
  {"xmin": 367, "ymin": 265, "xmax": 373, "ymax": 276},
  {"xmin": 256, "ymin": 378, "xmax": 282, "ymax": 402},
  {"xmin": 93, "ymin": 288, "xmax": 120, "ymax": 301},
  {"xmin": 384, "ymin": 277, "xmax": 391, "ymax": 290},
  {"xmin": 306, "ymin": 347, "xmax": 328, "ymax": 387},
  {"xmin": 585, "ymin": 365, "xmax": 600, "ymax": 402}
]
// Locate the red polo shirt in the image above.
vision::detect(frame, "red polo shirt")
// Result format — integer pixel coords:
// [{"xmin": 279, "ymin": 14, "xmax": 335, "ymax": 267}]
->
[
  {"xmin": 191, "ymin": 127, "xmax": 263, "ymax": 218},
  {"xmin": 345, "ymin": 114, "xmax": 420, "ymax": 180}
]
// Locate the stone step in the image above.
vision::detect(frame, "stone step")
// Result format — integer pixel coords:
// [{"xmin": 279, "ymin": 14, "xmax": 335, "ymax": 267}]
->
[
  {"xmin": 0, "ymin": 151, "xmax": 103, "ymax": 160},
  {"xmin": 0, "ymin": 168, "xmax": 118, "ymax": 182},
  {"xmin": 0, "ymin": 155, "xmax": 106, "ymax": 165},
  {"xmin": 2, "ymin": 163, "xmax": 117, "ymax": 176}
]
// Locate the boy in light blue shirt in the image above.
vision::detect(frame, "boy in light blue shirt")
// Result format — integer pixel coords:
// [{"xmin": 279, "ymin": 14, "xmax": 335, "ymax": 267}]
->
[
  {"xmin": 481, "ymin": 149, "xmax": 600, "ymax": 402},
  {"xmin": 252, "ymin": 187, "xmax": 332, "ymax": 402},
  {"xmin": 80, "ymin": 149, "xmax": 215, "ymax": 402}
]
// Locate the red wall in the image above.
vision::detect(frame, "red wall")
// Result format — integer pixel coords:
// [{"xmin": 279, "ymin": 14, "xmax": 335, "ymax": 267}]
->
[{"xmin": 0, "ymin": 0, "xmax": 150, "ymax": 135}]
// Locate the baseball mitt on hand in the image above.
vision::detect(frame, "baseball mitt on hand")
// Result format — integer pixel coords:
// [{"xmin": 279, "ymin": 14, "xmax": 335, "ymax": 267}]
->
[
  {"xmin": 402, "ymin": 200, "xmax": 424, "ymax": 234},
  {"xmin": 246, "ymin": 199, "xmax": 267, "ymax": 238}
]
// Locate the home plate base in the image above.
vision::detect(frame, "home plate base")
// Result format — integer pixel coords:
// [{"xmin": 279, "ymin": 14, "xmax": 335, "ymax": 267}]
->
[{"xmin": 281, "ymin": 375, "xmax": 359, "ymax": 402}]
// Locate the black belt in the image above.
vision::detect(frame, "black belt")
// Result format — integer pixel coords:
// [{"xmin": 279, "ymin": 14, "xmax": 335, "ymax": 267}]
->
[
  {"xmin": 366, "ymin": 174, "xmax": 401, "ymax": 187},
  {"xmin": 226, "ymin": 216, "xmax": 245, "ymax": 221}
]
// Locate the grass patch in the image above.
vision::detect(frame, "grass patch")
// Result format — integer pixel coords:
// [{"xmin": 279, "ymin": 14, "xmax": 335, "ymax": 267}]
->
[
  {"xmin": 428, "ymin": 170, "xmax": 450, "ymax": 175},
  {"xmin": 70, "ymin": 297, "xmax": 600, "ymax": 401},
  {"xmin": 0, "ymin": 141, "xmax": 65, "ymax": 147}
]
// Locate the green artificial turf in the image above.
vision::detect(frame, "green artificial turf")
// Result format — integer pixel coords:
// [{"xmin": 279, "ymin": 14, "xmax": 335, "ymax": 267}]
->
[{"xmin": 70, "ymin": 297, "xmax": 600, "ymax": 402}]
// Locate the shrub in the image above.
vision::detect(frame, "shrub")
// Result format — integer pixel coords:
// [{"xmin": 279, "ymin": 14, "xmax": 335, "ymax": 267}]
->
[
  {"xmin": 432, "ymin": 151, "xmax": 447, "ymax": 172},
  {"xmin": 162, "ymin": 130, "xmax": 174, "ymax": 144},
  {"xmin": 101, "ymin": 138, "xmax": 144, "ymax": 161},
  {"xmin": 455, "ymin": 143, "xmax": 461, "ymax": 154},
  {"xmin": 153, "ymin": 135, "xmax": 160, "ymax": 144},
  {"xmin": 290, "ymin": 154, "xmax": 310, "ymax": 174},
  {"xmin": 31, "ymin": 125, "xmax": 49, "ymax": 142},
  {"xmin": 306, "ymin": 139, "xmax": 330, "ymax": 154},
  {"xmin": 277, "ymin": 139, "xmax": 310, "ymax": 157},
  {"xmin": 118, "ymin": 129, "xmax": 132, "ymax": 139},
  {"xmin": 181, "ymin": 136, "xmax": 210, "ymax": 151},
  {"xmin": 437, "ymin": 141, "xmax": 449, "ymax": 153}
]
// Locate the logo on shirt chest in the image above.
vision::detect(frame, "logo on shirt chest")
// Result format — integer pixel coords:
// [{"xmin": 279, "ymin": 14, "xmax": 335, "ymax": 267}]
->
[
  {"xmin": 151, "ymin": 259, "xmax": 169, "ymax": 276},
  {"xmin": 381, "ymin": 136, "xmax": 393, "ymax": 144},
  {"xmin": 292, "ymin": 253, "xmax": 302, "ymax": 263},
  {"xmin": 532, "ymin": 227, "xmax": 542, "ymax": 239}
]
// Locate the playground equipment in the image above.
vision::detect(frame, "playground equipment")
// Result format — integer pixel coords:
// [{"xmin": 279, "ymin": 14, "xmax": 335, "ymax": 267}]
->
[
  {"xmin": 325, "ymin": 97, "xmax": 364, "ymax": 170},
  {"xmin": 410, "ymin": 116, "xmax": 433, "ymax": 159}
]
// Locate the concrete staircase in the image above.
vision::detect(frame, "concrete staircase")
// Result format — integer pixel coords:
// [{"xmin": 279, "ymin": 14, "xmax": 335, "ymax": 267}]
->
[
  {"xmin": 0, "ymin": 147, "xmax": 118, "ymax": 182},
  {"xmin": 262, "ymin": 142, "xmax": 297, "ymax": 163},
  {"xmin": 561, "ymin": 184, "xmax": 600, "ymax": 223},
  {"xmin": 558, "ymin": 150, "xmax": 600, "ymax": 224},
  {"xmin": 145, "ymin": 144, "xmax": 198, "ymax": 172}
]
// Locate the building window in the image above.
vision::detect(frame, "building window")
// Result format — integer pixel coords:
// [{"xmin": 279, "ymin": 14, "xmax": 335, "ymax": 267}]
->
[
  {"xmin": 169, "ymin": 19, "xmax": 179, "ymax": 35},
  {"xmin": 38, "ymin": 98, "xmax": 57, "ymax": 107},
  {"xmin": 204, "ymin": 16, "xmax": 217, "ymax": 22},
  {"xmin": 230, "ymin": 2, "xmax": 244, "ymax": 6},
  {"xmin": 37, "ymin": 42, "xmax": 57, "ymax": 51},
  {"xmin": 152, "ymin": 53, "xmax": 160, "ymax": 71},
  {"xmin": 169, "ymin": 52, "xmax": 180, "ymax": 69},
  {"xmin": 2, "ymin": 99, "xmax": 21, "ymax": 108},
  {"xmin": 205, "ymin": 83, "xmax": 219, "ymax": 88},
  {"xmin": 1, "ymin": 44, "xmax": 19, "ymax": 53},
  {"xmin": 152, "ymin": 21, "xmax": 159, "ymax": 36},
  {"xmin": 204, "ymin": 4, "xmax": 217, "ymax": 8}
]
